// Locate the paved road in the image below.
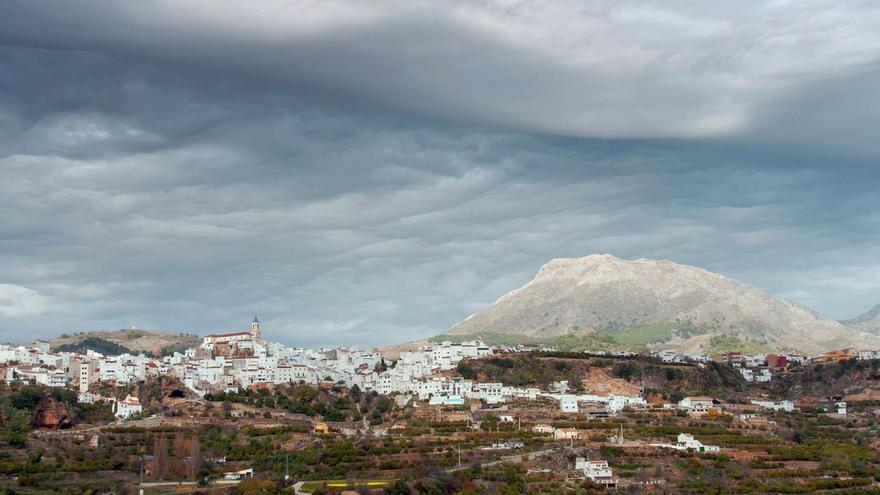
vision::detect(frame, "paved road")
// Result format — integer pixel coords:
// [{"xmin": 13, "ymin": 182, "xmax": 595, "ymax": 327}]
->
[{"xmin": 293, "ymin": 481, "xmax": 312, "ymax": 495}]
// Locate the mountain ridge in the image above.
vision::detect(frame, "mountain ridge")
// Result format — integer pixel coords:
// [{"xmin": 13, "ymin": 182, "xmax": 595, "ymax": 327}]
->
[
  {"xmin": 446, "ymin": 254, "xmax": 879, "ymax": 354},
  {"xmin": 842, "ymin": 303, "xmax": 880, "ymax": 334}
]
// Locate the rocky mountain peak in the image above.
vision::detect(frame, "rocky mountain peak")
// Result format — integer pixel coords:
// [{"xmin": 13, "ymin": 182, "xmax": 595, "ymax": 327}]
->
[{"xmin": 448, "ymin": 254, "xmax": 880, "ymax": 354}]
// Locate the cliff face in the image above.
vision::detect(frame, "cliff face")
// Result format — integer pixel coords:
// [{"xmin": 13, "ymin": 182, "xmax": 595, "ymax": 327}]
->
[
  {"xmin": 447, "ymin": 254, "xmax": 880, "ymax": 354},
  {"xmin": 32, "ymin": 396, "xmax": 74, "ymax": 429}
]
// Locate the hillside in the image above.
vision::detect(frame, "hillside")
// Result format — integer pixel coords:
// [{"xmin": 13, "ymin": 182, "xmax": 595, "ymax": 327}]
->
[
  {"xmin": 50, "ymin": 329, "xmax": 200, "ymax": 356},
  {"xmin": 446, "ymin": 254, "xmax": 879, "ymax": 354},
  {"xmin": 455, "ymin": 352, "xmax": 748, "ymax": 402},
  {"xmin": 759, "ymin": 357, "xmax": 880, "ymax": 401},
  {"xmin": 842, "ymin": 303, "xmax": 880, "ymax": 334}
]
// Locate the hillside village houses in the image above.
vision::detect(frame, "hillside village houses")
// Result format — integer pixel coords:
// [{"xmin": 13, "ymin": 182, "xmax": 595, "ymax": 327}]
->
[
  {"xmin": 552, "ymin": 393, "xmax": 647, "ymax": 414},
  {"xmin": 114, "ymin": 394, "xmax": 143, "ymax": 420},
  {"xmin": 575, "ymin": 458, "xmax": 615, "ymax": 487},
  {"xmin": 0, "ymin": 318, "xmax": 525, "ymax": 412},
  {"xmin": 751, "ymin": 399, "xmax": 795, "ymax": 412},
  {"xmin": 678, "ymin": 396, "xmax": 717, "ymax": 414},
  {"xmin": 0, "ymin": 317, "xmax": 877, "ymax": 421},
  {"xmin": 651, "ymin": 433, "xmax": 720, "ymax": 453}
]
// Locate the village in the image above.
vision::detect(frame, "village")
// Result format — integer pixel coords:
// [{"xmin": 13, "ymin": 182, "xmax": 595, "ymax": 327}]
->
[
  {"xmin": 0, "ymin": 318, "xmax": 864, "ymax": 421},
  {"xmin": 0, "ymin": 318, "xmax": 877, "ymax": 493}
]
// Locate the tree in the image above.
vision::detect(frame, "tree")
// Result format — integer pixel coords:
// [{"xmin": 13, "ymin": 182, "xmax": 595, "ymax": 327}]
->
[
  {"xmin": 612, "ymin": 362, "xmax": 640, "ymax": 381},
  {"xmin": 384, "ymin": 480, "xmax": 412, "ymax": 495},
  {"xmin": 456, "ymin": 362, "xmax": 475, "ymax": 379},
  {"xmin": 235, "ymin": 478, "xmax": 277, "ymax": 495}
]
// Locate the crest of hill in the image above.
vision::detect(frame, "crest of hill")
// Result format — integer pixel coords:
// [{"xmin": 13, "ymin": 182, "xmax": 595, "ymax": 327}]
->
[
  {"xmin": 50, "ymin": 329, "xmax": 200, "ymax": 356},
  {"xmin": 446, "ymin": 254, "xmax": 879, "ymax": 354},
  {"xmin": 842, "ymin": 303, "xmax": 880, "ymax": 334}
]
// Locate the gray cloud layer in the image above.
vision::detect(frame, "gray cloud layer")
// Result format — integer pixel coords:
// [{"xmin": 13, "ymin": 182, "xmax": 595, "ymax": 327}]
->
[
  {"xmin": 0, "ymin": 2, "xmax": 879, "ymax": 346},
  {"xmin": 3, "ymin": 1, "xmax": 880, "ymax": 144}
]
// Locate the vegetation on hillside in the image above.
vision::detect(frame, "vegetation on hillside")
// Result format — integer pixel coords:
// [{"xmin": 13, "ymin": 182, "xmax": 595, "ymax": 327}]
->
[
  {"xmin": 457, "ymin": 353, "xmax": 748, "ymax": 401},
  {"xmin": 437, "ymin": 321, "xmax": 711, "ymax": 352},
  {"xmin": 760, "ymin": 358, "xmax": 880, "ymax": 400},
  {"xmin": 0, "ymin": 385, "xmax": 113, "ymax": 448},
  {"xmin": 55, "ymin": 337, "xmax": 132, "ymax": 356},
  {"xmin": 707, "ymin": 334, "xmax": 771, "ymax": 354},
  {"xmin": 206, "ymin": 383, "xmax": 396, "ymax": 424},
  {"xmin": 52, "ymin": 329, "xmax": 201, "ymax": 357}
]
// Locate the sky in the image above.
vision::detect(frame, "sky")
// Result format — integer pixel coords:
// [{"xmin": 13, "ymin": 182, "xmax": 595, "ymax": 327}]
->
[{"xmin": 0, "ymin": 1, "xmax": 878, "ymax": 347}]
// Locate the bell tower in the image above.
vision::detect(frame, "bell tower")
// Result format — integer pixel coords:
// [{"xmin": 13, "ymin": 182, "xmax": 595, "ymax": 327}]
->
[{"xmin": 251, "ymin": 316, "xmax": 261, "ymax": 340}]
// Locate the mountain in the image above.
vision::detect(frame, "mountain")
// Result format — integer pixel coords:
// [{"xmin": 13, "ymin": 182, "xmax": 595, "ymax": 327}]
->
[
  {"xmin": 842, "ymin": 303, "xmax": 880, "ymax": 334},
  {"xmin": 50, "ymin": 329, "xmax": 201, "ymax": 356},
  {"xmin": 445, "ymin": 254, "xmax": 879, "ymax": 354}
]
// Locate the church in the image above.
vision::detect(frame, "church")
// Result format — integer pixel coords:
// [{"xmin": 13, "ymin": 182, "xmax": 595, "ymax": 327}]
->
[{"xmin": 201, "ymin": 317, "xmax": 262, "ymax": 350}]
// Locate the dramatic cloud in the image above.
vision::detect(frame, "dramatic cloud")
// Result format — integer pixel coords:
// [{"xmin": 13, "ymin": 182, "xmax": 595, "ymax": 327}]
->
[
  {"xmin": 0, "ymin": 2, "xmax": 878, "ymax": 346},
  {"xmin": 2, "ymin": 1, "xmax": 880, "ymax": 144}
]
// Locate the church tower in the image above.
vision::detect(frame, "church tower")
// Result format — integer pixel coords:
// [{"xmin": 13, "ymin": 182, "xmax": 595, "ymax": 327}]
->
[{"xmin": 251, "ymin": 316, "xmax": 261, "ymax": 340}]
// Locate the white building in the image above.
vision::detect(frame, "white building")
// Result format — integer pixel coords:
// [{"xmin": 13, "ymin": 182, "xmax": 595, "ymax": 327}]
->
[
  {"xmin": 560, "ymin": 395, "xmax": 579, "ymax": 413},
  {"xmin": 46, "ymin": 369, "xmax": 69, "ymax": 388},
  {"xmin": 34, "ymin": 340, "xmax": 51, "ymax": 353},
  {"xmin": 739, "ymin": 368, "xmax": 772, "ymax": 382},
  {"xmin": 606, "ymin": 394, "xmax": 647, "ymax": 413},
  {"xmin": 678, "ymin": 396, "xmax": 716, "ymax": 413},
  {"xmin": 201, "ymin": 331, "xmax": 253, "ymax": 350},
  {"xmin": 115, "ymin": 395, "xmax": 143, "ymax": 420},
  {"xmin": 554, "ymin": 428, "xmax": 580, "ymax": 440},
  {"xmin": 858, "ymin": 350, "xmax": 880, "ymax": 361},
  {"xmin": 473, "ymin": 382, "xmax": 504, "ymax": 404},
  {"xmin": 751, "ymin": 400, "xmax": 794, "ymax": 412},
  {"xmin": 677, "ymin": 433, "xmax": 720, "ymax": 453},
  {"xmin": 576, "ymin": 459, "xmax": 614, "ymax": 486},
  {"xmin": 223, "ymin": 468, "xmax": 254, "ymax": 480}
]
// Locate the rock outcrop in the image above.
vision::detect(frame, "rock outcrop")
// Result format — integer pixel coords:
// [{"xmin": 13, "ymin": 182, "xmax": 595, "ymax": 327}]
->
[{"xmin": 32, "ymin": 396, "xmax": 74, "ymax": 429}]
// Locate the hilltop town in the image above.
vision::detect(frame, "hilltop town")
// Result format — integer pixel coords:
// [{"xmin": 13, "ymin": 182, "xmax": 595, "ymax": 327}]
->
[{"xmin": 2, "ymin": 318, "xmax": 880, "ymax": 493}]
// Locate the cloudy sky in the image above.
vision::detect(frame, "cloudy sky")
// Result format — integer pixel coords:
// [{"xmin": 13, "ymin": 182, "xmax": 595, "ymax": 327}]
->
[{"xmin": 1, "ymin": 1, "xmax": 878, "ymax": 347}]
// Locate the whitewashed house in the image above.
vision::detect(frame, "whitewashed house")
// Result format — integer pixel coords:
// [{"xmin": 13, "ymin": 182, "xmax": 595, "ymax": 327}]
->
[
  {"xmin": 678, "ymin": 396, "xmax": 716, "ymax": 413},
  {"xmin": 115, "ymin": 395, "xmax": 143, "ymax": 420},
  {"xmin": 677, "ymin": 433, "xmax": 720, "ymax": 453},
  {"xmin": 576, "ymin": 458, "xmax": 615, "ymax": 486},
  {"xmin": 560, "ymin": 395, "xmax": 579, "ymax": 413}
]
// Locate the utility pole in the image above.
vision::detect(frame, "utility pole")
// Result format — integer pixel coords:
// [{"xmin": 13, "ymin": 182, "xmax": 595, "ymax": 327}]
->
[
  {"xmin": 285, "ymin": 453, "xmax": 290, "ymax": 484},
  {"xmin": 457, "ymin": 445, "xmax": 461, "ymax": 469}
]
